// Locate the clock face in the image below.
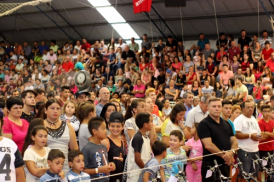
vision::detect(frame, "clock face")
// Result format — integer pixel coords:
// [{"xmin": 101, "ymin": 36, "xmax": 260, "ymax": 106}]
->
[{"xmin": 76, "ymin": 72, "xmax": 85, "ymax": 84}]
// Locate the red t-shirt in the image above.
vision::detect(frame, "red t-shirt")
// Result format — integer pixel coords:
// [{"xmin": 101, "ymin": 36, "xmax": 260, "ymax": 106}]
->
[
  {"xmin": 266, "ymin": 59, "xmax": 274, "ymax": 72},
  {"xmin": 258, "ymin": 119, "xmax": 274, "ymax": 151},
  {"xmin": 152, "ymin": 104, "xmax": 159, "ymax": 117},
  {"xmin": 186, "ymin": 72, "xmax": 196, "ymax": 85},
  {"xmin": 62, "ymin": 61, "xmax": 74, "ymax": 72},
  {"xmin": 227, "ymin": 47, "xmax": 240, "ymax": 61},
  {"xmin": 262, "ymin": 47, "xmax": 273, "ymax": 60},
  {"xmin": 81, "ymin": 43, "xmax": 91, "ymax": 53},
  {"xmin": 241, "ymin": 61, "xmax": 250, "ymax": 72},
  {"xmin": 139, "ymin": 63, "xmax": 148, "ymax": 72}
]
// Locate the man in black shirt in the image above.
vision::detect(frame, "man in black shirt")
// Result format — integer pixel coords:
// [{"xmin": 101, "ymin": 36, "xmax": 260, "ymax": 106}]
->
[
  {"xmin": 123, "ymin": 79, "xmax": 133, "ymax": 95},
  {"xmin": 157, "ymin": 69, "xmax": 166, "ymax": 85},
  {"xmin": 197, "ymin": 98, "xmax": 238, "ymax": 182},
  {"xmin": 119, "ymin": 45, "xmax": 136, "ymax": 70},
  {"xmin": 166, "ymin": 35, "xmax": 177, "ymax": 51},
  {"xmin": 237, "ymin": 30, "xmax": 252, "ymax": 51},
  {"xmin": 21, "ymin": 90, "xmax": 37, "ymax": 123},
  {"xmin": 91, "ymin": 56, "xmax": 105, "ymax": 74},
  {"xmin": 22, "ymin": 69, "xmax": 32, "ymax": 84},
  {"xmin": 216, "ymin": 32, "xmax": 228, "ymax": 50}
]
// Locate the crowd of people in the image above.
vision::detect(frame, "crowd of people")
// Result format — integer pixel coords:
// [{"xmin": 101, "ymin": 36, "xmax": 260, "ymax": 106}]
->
[{"xmin": 0, "ymin": 29, "xmax": 274, "ymax": 182}]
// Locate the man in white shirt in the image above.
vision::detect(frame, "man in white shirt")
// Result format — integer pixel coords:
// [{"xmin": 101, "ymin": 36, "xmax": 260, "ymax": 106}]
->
[
  {"xmin": 259, "ymin": 30, "xmax": 272, "ymax": 48},
  {"xmin": 201, "ymin": 80, "xmax": 214, "ymax": 95},
  {"xmin": 116, "ymin": 38, "xmax": 126, "ymax": 52},
  {"xmin": 24, "ymin": 80, "xmax": 34, "ymax": 90},
  {"xmin": 185, "ymin": 94, "xmax": 212, "ymax": 131},
  {"xmin": 234, "ymin": 100, "xmax": 261, "ymax": 178}
]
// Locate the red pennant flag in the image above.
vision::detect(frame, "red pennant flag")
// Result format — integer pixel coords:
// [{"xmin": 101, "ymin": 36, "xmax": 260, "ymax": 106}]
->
[{"xmin": 133, "ymin": 0, "xmax": 152, "ymax": 14}]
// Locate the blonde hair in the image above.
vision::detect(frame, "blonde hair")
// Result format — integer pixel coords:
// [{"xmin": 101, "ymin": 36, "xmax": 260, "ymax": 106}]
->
[
  {"xmin": 76, "ymin": 101, "xmax": 95, "ymax": 122},
  {"xmin": 145, "ymin": 88, "xmax": 156, "ymax": 97},
  {"xmin": 232, "ymin": 105, "xmax": 241, "ymax": 113},
  {"xmin": 62, "ymin": 100, "xmax": 77, "ymax": 115}
]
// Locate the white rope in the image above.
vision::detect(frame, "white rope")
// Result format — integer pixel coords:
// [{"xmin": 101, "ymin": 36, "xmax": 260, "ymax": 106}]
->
[
  {"xmin": 111, "ymin": 0, "xmax": 118, "ymax": 39},
  {"xmin": 180, "ymin": 7, "xmax": 184, "ymax": 49},
  {"xmin": 149, "ymin": 11, "xmax": 153, "ymax": 43},
  {"xmin": 212, "ymin": 0, "xmax": 220, "ymax": 45},
  {"xmin": 258, "ymin": 0, "xmax": 260, "ymax": 38},
  {"xmin": 0, "ymin": 0, "xmax": 52, "ymax": 17},
  {"xmin": 89, "ymin": 139, "xmax": 274, "ymax": 181}
]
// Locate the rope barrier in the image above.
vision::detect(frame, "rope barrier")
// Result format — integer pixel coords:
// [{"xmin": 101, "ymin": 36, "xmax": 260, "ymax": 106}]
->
[
  {"xmin": 89, "ymin": 139, "xmax": 274, "ymax": 181},
  {"xmin": 180, "ymin": 7, "xmax": 184, "ymax": 48},
  {"xmin": 212, "ymin": 0, "xmax": 220, "ymax": 45}
]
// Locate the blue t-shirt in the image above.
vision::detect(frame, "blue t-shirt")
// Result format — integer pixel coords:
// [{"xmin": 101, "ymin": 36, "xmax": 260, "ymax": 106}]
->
[
  {"xmin": 228, "ymin": 119, "xmax": 236, "ymax": 135},
  {"xmin": 108, "ymin": 53, "xmax": 116, "ymax": 63},
  {"xmin": 197, "ymin": 38, "xmax": 209, "ymax": 51}
]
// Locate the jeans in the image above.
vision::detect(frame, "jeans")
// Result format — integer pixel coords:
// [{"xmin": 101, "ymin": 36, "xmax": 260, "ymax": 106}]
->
[
  {"xmin": 112, "ymin": 64, "xmax": 118, "ymax": 75},
  {"xmin": 237, "ymin": 149, "xmax": 259, "ymax": 177},
  {"xmin": 118, "ymin": 61, "xmax": 125, "ymax": 70},
  {"xmin": 245, "ymin": 84, "xmax": 254, "ymax": 95}
]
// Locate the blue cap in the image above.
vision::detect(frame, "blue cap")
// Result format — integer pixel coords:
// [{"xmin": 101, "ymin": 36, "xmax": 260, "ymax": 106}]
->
[{"xmin": 166, "ymin": 69, "xmax": 172, "ymax": 75}]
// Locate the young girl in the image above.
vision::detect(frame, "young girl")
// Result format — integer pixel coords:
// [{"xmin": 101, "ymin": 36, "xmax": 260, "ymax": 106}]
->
[
  {"xmin": 214, "ymin": 82, "xmax": 225, "ymax": 99},
  {"xmin": 23, "ymin": 125, "xmax": 51, "ymax": 182},
  {"xmin": 161, "ymin": 99, "xmax": 172, "ymax": 119},
  {"xmin": 60, "ymin": 101, "xmax": 80, "ymax": 133},
  {"xmin": 76, "ymin": 101, "xmax": 96, "ymax": 150},
  {"xmin": 185, "ymin": 123, "xmax": 203, "ymax": 182},
  {"xmin": 101, "ymin": 112, "xmax": 125, "ymax": 182}
]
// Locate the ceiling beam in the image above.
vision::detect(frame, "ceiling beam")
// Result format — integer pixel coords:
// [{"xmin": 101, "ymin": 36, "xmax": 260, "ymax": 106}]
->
[
  {"xmin": 3, "ymin": 0, "xmax": 165, "ymax": 17},
  {"xmin": 0, "ymin": 11, "xmax": 269, "ymax": 33}
]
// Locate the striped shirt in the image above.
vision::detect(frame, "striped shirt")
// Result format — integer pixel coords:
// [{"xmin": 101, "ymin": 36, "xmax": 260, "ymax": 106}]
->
[{"xmin": 66, "ymin": 169, "xmax": 90, "ymax": 182}]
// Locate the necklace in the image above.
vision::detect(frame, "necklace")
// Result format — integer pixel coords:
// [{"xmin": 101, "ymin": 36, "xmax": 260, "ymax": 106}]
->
[{"xmin": 46, "ymin": 119, "xmax": 59, "ymax": 128}]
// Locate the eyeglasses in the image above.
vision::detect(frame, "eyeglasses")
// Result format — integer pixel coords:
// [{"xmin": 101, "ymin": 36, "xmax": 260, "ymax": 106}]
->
[{"xmin": 245, "ymin": 106, "xmax": 254, "ymax": 109}]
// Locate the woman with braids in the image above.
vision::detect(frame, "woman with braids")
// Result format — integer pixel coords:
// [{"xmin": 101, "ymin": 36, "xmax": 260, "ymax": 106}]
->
[{"xmin": 43, "ymin": 99, "xmax": 78, "ymax": 173}]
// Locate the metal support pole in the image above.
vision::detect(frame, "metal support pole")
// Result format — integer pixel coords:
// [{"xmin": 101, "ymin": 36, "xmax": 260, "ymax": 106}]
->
[
  {"xmin": 47, "ymin": 3, "xmax": 83, "ymax": 39},
  {"xmin": 259, "ymin": 0, "xmax": 271, "ymax": 19},
  {"xmin": 144, "ymin": 12, "xmax": 167, "ymax": 40},
  {"xmin": 151, "ymin": 6, "xmax": 177, "ymax": 39},
  {"xmin": 35, "ymin": 6, "xmax": 74, "ymax": 41},
  {"xmin": 268, "ymin": 0, "xmax": 274, "ymax": 10}
]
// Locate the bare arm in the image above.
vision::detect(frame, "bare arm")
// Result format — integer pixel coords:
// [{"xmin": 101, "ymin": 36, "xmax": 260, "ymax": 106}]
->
[
  {"xmin": 201, "ymin": 137, "xmax": 223, "ymax": 157},
  {"xmin": 68, "ymin": 123, "xmax": 79, "ymax": 150},
  {"xmin": 25, "ymin": 161, "xmax": 49, "ymax": 177},
  {"xmin": 135, "ymin": 152, "xmax": 145, "ymax": 168},
  {"xmin": 2, "ymin": 133, "xmax": 12, "ymax": 140},
  {"xmin": 16, "ymin": 166, "xmax": 26, "ymax": 182},
  {"xmin": 127, "ymin": 129, "xmax": 136, "ymax": 140},
  {"xmin": 160, "ymin": 167, "xmax": 166, "ymax": 182},
  {"xmin": 143, "ymin": 172, "xmax": 152, "ymax": 182}
]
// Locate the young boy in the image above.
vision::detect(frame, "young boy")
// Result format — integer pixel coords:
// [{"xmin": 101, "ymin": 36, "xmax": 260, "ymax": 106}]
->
[
  {"xmin": 138, "ymin": 141, "xmax": 167, "ymax": 182},
  {"xmin": 126, "ymin": 113, "xmax": 153, "ymax": 181},
  {"xmin": 66, "ymin": 150, "xmax": 90, "ymax": 182},
  {"xmin": 81, "ymin": 117, "xmax": 115, "ymax": 182},
  {"xmin": 258, "ymin": 105, "xmax": 274, "ymax": 162},
  {"xmin": 40, "ymin": 149, "xmax": 67, "ymax": 182},
  {"xmin": 101, "ymin": 112, "xmax": 125, "ymax": 182},
  {"xmin": 160, "ymin": 130, "xmax": 187, "ymax": 182}
]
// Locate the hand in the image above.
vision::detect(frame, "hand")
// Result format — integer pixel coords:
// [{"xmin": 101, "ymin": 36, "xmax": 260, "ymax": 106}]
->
[
  {"xmin": 58, "ymin": 171, "xmax": 65, "ymax": 179},
  {"xmin": 109, "ymin": 162, "xmax": 116, "ymax": 171},
  {"xmin": 225, "ymin": 157, "xmax": 234, "ymax": 165},
  {"xmin": 250, "ymin": 133, "xmax": 260, "ymax": 141},
  {"xmin": 222, "ymin": 151, "xmax": 233, "ymax": 162},
  {"xmin": 178, "ymin": 121, "xmax": 185, "ymax": 130},
  {"xmin": 99, "ymin": 165, "xmax": 112, "ymax": 174},
  {"xmin": 191, "ymin": 162, "xmax": 197, "ymax": 171},
  {"xmin": 182, "ymin": 145, "xmax": 192, "ymax": 152}
]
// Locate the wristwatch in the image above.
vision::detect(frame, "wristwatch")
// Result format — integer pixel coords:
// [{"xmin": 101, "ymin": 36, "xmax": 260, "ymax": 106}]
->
[{"xmin": 95, "ymin": 168, "xmax": 98, "ymax": 174}]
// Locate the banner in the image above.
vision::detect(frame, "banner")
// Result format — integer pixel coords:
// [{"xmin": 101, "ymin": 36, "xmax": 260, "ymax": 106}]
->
[{"xmin": 133, "ymin": 0, "xmax": 152, "ymax": 14}]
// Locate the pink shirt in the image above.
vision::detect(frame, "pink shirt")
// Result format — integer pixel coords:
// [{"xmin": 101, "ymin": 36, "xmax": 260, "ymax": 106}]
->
[
  {"xmin": 133, "ymin": 84, "xmax": 145, "ymax": 98},
  {"xmin": 47, "ymin": 53, "xmax": 57, "ymax": 64},
  {"xmin": 220, "ymin": 70, "xmax": 234, "ymax": 85},
  {"xmin": 185, "ymin": 137, "xmax": 203, "ymax": 170},
  {"xmin": 3, "ymin": 117, "xmax": 29, "ymax": 152}
]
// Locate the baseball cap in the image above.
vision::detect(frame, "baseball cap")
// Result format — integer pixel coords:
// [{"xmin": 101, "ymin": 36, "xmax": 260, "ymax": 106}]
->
[
  {"xmin": 75, "ymin": 91, "xmax": 90, "ymax": 98},
  {"xmin": 166, "ymin": 69, "xmax": 172, "ymax": 75},
  {"xmin": 109, "ymin": 112, "xmax": 124, "ymax": 123}
]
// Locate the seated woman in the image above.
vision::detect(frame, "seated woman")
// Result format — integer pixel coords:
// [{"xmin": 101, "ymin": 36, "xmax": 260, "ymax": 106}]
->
[
  {"xmin": 189, "ymin": 80, "xmax": 202, "ymax": 98},
  {"xmin": 164, "ymin": 80, "xmax": 179, "ymax": 101},
  {"xmin": 186, "ymin": 66, "xmax": 197, "ymax": 87},
  {"xmin": 3, "ymin": 97, "xmax": 29, "ymax": 152}
]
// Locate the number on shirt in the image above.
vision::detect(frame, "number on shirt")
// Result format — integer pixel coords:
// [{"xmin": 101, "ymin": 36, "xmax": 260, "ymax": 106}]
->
[{"xmin": 0, "ymin": 154, "xmax": 11, "ymax": 181}]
